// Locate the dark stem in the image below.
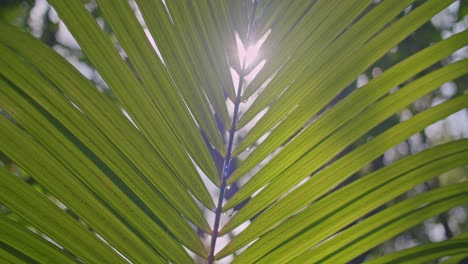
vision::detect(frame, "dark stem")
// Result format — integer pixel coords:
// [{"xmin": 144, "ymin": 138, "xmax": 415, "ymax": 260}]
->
[
  {"xmin": 207, "ymin": 2, "xmax": 258, "ymax": 263},
  {"xmin": 207, "ymin": 71, "xmax": 244, "ymax": 263}
]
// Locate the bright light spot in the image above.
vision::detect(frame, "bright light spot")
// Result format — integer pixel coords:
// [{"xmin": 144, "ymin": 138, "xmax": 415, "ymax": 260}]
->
[
  {"xmin": 241, "ymin": 45, "xmax": 261, "ymax": 68},
  {"xmin": 236, "ymin": 36, "xmax": 260, "ymax": 68},
  {"xmin": 236, "ymin": 30, "xmax": 270, "ymax": 69}
]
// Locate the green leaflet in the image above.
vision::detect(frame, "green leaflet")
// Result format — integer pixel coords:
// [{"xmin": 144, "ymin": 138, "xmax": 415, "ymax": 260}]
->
[
  {"xmin": 221, "ymin": 90, "xmax": 468, "ymax": 244},
  {"xmin": 0, "ymin": 246, "xmax": 30, "ymax": 264},
  {"xmin": 136, "ymin": 0, "xmax": 231, "ymax": 146},
  {"xmin": 230, "ymin": 147, "xmax": 468, "ymax": 263},
  {"xmin": 0, "ymin": 166, "xmax": 128, "ymax": 263},
  {"xmin": 48, "ymin": 0, "xmax": 220, "ymax": 187},
  {"xmin": 1, "ymin": 215, "xmax": 78, "ymax": 264},
  {"xmin": 217, "ymin": 133, "xmax": 468, "ymax": 259},
  {"xmin": 161, "ymin": 0, "xmax": 234, "ymax": 127},
  {"xmin": 97, "ymin": 0, "xmax": 227, "ymax": 153},
  {"xmin": 241, "ymin": 0, "xmax": 373, "ymax": 99},
  {"xmin": 0, "ymin": 113, "xmax": 192, "ymax": 261},
  {"xmin": 365, "ymin": 239, "xmax": 468, "ymax": 264},
  {"xmin": 0, "ymin": 116, "xmax": 168, "ymax": 263},
  {"xmin": 224, "ymin": 60, "xmax": 468, "ymax": 215},
  {"xmin": 230, "ymin": 27, "xmax": 468, "ymax": 185},
  {"xmin": 0, "ymin": 75, "xmax": 205, "ymax": 257},
  {"xmin": 294, "ymin": 188, "xmax": 468, "ymax": 263},
  {"xmin": 0, "ymin": 24, "xmax": 214, "ymax": 222},
  {"xmin": 232, "ymin": 0, "xmax": 453, "ymax": 162}
]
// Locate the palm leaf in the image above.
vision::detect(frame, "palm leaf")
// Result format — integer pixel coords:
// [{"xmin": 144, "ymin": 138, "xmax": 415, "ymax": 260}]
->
[{"xmin": 1, "ymin": 0, "xmax": 467, "ymax": 263}]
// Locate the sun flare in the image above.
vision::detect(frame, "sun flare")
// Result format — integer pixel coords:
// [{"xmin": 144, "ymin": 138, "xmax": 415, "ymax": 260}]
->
[{"xmin": 236, "ymin": 34, "xmax": 261, "ymax": 68}]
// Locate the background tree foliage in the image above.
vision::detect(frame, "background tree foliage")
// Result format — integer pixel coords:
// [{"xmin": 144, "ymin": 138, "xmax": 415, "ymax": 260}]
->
[{"xmin": 1, "ymin": 0, "xmax": 467, "ymax": 263}]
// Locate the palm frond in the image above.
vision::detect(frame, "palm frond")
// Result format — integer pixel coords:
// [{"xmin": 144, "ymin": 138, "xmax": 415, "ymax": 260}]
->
[{"xmin": 1, "ymin": 0, "xmax": 467, "ymax": 263}]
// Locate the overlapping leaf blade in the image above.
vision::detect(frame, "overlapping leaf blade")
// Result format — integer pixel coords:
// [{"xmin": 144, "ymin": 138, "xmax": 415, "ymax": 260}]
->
[
  {"xmin": 1, "ymin": 217, "xmax": 76, "ymax": 264},
  {"xmin": 0, "ymin": 76, "xmax": 205, "ymax": 258},
  {"xmin": 364, "ymin": 239, "xmax": 468, "ymax": 264},
  {"xmin": 230, "ymin": 27, "xmax": 468, "ymax": 186},
  {"xmin": 231, "ymin": 0, "xmax": 454, "ymax": 164},
  {"xmin": 216, "ymin": 0, "xmax": 467, "ymax": 261},
  {"xmin": 0, "ymin": 24, "xmax": 212, "ymax": 233},
  {"xmin": 241, "ymin": 0, "xmax": 372, "ymax": 100},
  {"xmin": 229, "ymin": 93, "xmax": 468, "ymax": 241},
  {"xmin": 225, "ymin": 142, "xmax": 468, "ymax": 263},
  {"xmin": 131, "ymin": 0, "xmax": 230, "ymax": 149},
  {"xmin": 218, "ymin": 131, "xmax": 468, "ymax": 259},
  {"xmin": 294, "ymin": 187, "xmax": 468, "ymax": 263},
  {"xmin": 47, "ymin": 0, "xmax": 219, "ymax": 188},
  {"xmin": 223, "ymin": 59, "xmax": 468, "ymax": 219},
  {"xmin": 0, "ymin": 168, "xmax": 125, "ymax": 264},
  {"xmin": 0, "ymin": 114, "xmax": 170, "ymax": 263}
]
